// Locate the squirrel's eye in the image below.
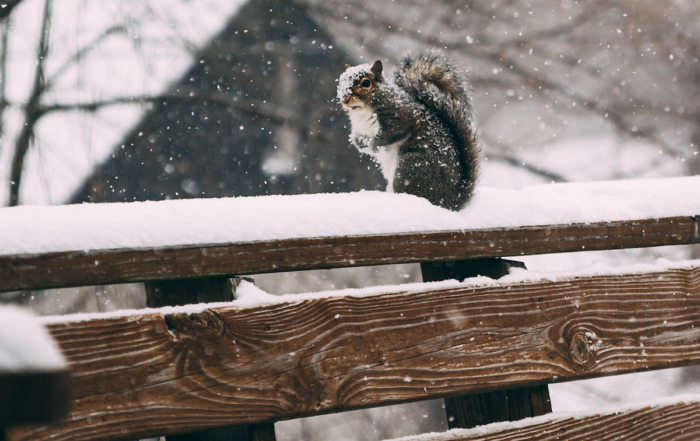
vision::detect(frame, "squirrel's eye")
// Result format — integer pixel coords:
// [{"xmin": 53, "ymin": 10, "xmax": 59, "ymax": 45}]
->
[{"xmin": 361, "ymin": 79, "xmax": 371, "ymax": 88}]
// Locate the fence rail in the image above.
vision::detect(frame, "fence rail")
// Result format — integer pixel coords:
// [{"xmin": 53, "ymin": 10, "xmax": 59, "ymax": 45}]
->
[
  {"xmin": 2, "ymin": 215, "xmax": 698, "ymax": 292},
  {"xmin": 4, "ymin": 178, "xmax": 700, "ymax": 440},
  {"xmin": 388, "ymin": 399, "xmax": 700, "ymax": 441},
  {"xmin": 10, "ymin": 263, "xmax": 700, "ymax": 441}
]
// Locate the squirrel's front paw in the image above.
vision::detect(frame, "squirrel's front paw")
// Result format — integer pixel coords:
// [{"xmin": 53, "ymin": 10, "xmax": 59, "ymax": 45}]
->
[
  {"xmin": 363, "ymin": 136, "xmax": 379, "ymax": 152},
  {"xmin": 352, "ymin": 136, "xmax": 376, "ymax": 153},
  {"xmin": 368, "ymin": 139, "xmax": 379, "ymax": 152}
]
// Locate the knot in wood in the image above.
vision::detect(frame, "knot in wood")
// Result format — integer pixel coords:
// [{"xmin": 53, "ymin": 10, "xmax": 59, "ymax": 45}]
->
[
  {"xmin": 569, "ymin": 333, "xmax": 593, "ymax": 368},
  {"xmin": 164, "ymin": 309, "xmax": 226, "ymax": 339}
]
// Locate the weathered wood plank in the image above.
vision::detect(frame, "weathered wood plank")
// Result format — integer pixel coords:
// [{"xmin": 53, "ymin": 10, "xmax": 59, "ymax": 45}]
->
[
  {"xmin": 145, "ymin": 277, "xmax": 276, "ymax": 441},
  {"xmin": 10, "ymin": 264, "xmax": 700, "ymax": 441},
  {"xmin": 421, "ymin": 258, "xmax": 552, "ymax": 429},
  {"xmin": 387, "ymin": 400, "xmax": 700, "ymax": 440},
  {"xmin": 2, "ymin": 216, "xmax": 698, "ymax": 292}
]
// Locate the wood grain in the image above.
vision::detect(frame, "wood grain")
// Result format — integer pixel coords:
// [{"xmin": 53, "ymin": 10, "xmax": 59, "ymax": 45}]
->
[
  {"xmin": 389, "ymin": 400, "xmax": 700, "ymax": 440},
  {"xmin": 421, "ymin": 258, "xmax": 552, "ymax": 430},
  {"xmin": 10, "ymin": 265, "xmax": 700, "ymax": 441},
  {"xmin": 145, "ymin": 277, "xmax": 276, "ymax": 440},
  {"xmin": 1, "ymin": 216, "xmax": 698, "ymax": 292}
]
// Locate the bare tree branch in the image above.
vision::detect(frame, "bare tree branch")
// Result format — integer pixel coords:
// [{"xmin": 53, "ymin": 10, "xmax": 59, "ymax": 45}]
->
[
  {"xmin": 0, "ymin": 15, "xmax": 10, "ymax": 155},
  {"xmin": 496, "ymin": 11, "xmax": 594, "ymax": 50},
  {"xmin": 486, "ymin": 152, "xmax": 568, "ymax": 183},
  {"xmin": 330, "ymin": 7, "xmax": 685, "ymax": 155},
  {"xmin": 8, "ymin": 0, "xmax": 51, "ymax": 206},
  {"xmin": 37, "ymin": 89, "xmax": 302, "ymax": 127},
  {"xmin": 48, "ymin": 25, "xmax": 126, "ymax": 84},
  {"xmin": 311, "ymin": 0, "xmax": 700, "ymax": 165}
]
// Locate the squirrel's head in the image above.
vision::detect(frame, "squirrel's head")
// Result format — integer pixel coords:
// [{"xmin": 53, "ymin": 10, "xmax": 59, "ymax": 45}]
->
[{"xmin": 337, "ymin": 60, "xmax": 383, "ymax": 111}]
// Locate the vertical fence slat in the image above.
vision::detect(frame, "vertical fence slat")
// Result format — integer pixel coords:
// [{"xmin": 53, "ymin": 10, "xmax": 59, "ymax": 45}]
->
[
  {"xmin": 420, "ymin": 258, "xmax": 552, "ymax": 429},
  {"xmin": 145, "ymin": 277, "xmax": 277, "ymax": 441}
]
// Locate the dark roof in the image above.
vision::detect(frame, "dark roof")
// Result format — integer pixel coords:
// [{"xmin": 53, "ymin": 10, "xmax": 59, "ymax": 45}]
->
[{"xmin": 71, "ymin": 0, "xmax": 383, "ymax": 204}]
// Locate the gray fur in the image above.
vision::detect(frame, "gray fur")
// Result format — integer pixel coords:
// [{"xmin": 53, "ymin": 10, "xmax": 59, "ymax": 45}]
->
[{"xmin": 340, "ymin": 51, "xmax": 479, "ymax": 211}]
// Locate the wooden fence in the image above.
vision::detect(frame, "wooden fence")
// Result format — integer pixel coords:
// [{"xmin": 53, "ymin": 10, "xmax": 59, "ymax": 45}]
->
[
  {"xmin": 1, "ymin": 187, "xmax": 699, "ymax": 441},
  {"xmin": 396, "ymin": 398, "xmax": 700, "ymax": 440}
]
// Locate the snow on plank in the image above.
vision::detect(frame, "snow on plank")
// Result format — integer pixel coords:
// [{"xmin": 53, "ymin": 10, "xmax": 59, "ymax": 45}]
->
[
  {"xmin": 388, "ymin": 397, "xmax": 700, "ymax": 441},
  {"xmin": 12, "ymin": 261, "xmax": 700, "ymax": 441},
  {"xmin": 1, "ymin": 176, "xmax": 699, "ymax": 292}
]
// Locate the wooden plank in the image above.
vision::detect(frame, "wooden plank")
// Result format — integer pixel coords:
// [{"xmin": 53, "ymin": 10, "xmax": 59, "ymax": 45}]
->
[
  {"xmin": 145, "ymin": 277, "xmax": 275, "ymax": 441},
  {"xmin": 385, "ymin": 400, "xmax": 700, "ymax": 440},
  {"xmin": 421, "ymin": 258, "xmax": 551, "ymax": 429},
  {"xmin": 9, "ymin": 264, "xmax": 700, "ymax": 441},
  {"xmin": 2, "ymin": 216, "xmax": 698, "ymax": 292}
]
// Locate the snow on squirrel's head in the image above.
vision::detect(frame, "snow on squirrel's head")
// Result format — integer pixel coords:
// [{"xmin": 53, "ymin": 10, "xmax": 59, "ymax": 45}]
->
[{"xmin": 337, "ymin": 60, "xmax": 384, "ymax": 111}]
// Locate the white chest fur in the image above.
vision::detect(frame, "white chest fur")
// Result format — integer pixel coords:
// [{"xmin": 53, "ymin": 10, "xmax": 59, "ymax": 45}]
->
[
  {"xmin": 371, "ymin": 136, "xmax": 407, "ymax": 192},
  {"xmin": 348, "ymin": 105, "xmax": 380, "ymax": 138}
]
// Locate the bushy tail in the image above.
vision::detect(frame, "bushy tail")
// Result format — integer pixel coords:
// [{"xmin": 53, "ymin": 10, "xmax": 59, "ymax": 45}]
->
[{"xmin": 394, "ymin": 51, "xmax": 479, "ymax": 205}]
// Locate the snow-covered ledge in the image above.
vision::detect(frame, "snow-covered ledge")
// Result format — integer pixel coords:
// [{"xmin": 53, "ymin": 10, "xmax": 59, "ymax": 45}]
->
[
  {"xmin": 1, "ymin": 176, "xmax": 699, "ymax": 256},
  {"xmin": 39, "ymin": 257, "xmax": 700, "ymax": 324}
]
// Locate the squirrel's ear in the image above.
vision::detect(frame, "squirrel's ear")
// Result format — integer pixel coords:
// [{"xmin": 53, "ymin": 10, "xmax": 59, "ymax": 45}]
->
[
  {"xmin": 371, "ymin": 60, "xmax": 383, "ymax": 83},
  {"xmin": 345, "ymin": 64, "xmax": 351, "ymax": 71}
]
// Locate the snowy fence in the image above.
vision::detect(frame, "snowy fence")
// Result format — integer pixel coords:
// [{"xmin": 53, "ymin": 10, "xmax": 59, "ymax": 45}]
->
[{"xmin": 1, "ymin": 176, "xmax": 700, "ymax": 441}]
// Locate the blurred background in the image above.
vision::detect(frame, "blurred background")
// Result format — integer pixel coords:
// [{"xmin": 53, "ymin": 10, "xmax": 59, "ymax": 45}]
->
[{"xmin": 1, "ymin": 0, "xmax": 699, "ymax": 439}]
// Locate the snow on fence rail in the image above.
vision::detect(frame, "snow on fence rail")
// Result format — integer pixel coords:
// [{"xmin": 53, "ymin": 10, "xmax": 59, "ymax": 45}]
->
[
  {"xmin": 1, "ymin": 176, "xmax": 699, "ymax": 292},
  {"xmin": 9, "ymin": 262, "xmax": 700, "ymax": 441},
  {"xmin": 388, "ymin": 396, "xmax": 700, "ymax": 441},
  {"xmin": 3, "ymin": 176, "xmax": 700, "ymax": 441}
]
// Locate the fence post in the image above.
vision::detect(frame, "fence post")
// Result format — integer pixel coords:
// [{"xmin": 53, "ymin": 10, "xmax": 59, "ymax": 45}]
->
[
  {"xmin": 145, "ymin": 277, "xmax": 277, "ymax": 441},
  {"xmin": 420, "ymin": 258, "xmax": 552, "ymax": 429}
]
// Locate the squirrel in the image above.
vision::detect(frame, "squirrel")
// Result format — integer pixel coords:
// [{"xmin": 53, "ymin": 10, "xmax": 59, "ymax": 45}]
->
[{"xmin": 337, "ymin": 51, "xmax": 479, "ymax": 211}]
